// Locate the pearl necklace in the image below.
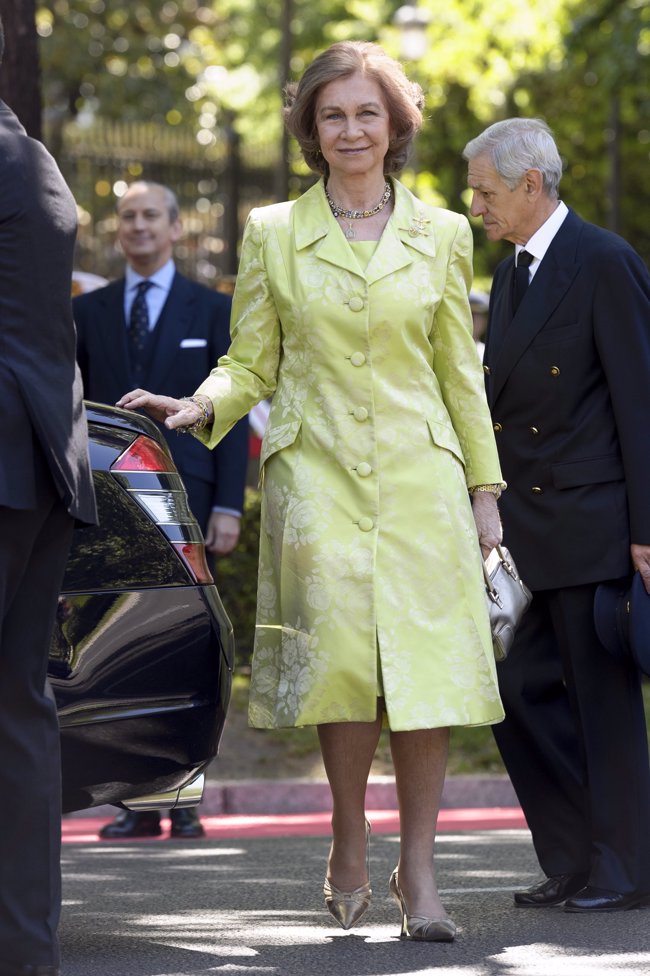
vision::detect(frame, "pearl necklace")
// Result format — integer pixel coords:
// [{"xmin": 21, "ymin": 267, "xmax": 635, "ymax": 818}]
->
[{"xmin": 325, "ymin": 181, "xmax": 392, "ymax": 240}]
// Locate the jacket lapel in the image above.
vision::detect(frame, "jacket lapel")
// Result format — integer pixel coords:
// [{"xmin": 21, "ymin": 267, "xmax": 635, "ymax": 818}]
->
[
  {"xmin": 292, "ymin": 178, "xmax": 436, "ymax": 284},
  {"xmin": 293, "ymin": 181, "xmax": 362, "ymax": 278},
  {"xmin": 146, "ymin": 273, "xmax": 195, "ymax": 391},
  {"xmin": 91, "ymin": 280, "xmax": 133, "ymax": 393},
  {"xmin": 490, "ymin": 210, "xmax": 582, "ymax": 404},
  {"xmin": 366, "ymin": 180, "xmax": 437, "ymax": 285}
]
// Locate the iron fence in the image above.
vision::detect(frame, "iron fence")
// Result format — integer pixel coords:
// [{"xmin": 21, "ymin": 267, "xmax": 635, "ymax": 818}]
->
[{"xmin": 50, "ymin": 118, "xmax": 298, "ymax": 287}]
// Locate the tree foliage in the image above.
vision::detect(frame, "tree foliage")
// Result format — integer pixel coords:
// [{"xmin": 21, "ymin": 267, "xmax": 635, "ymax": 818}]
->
[
  {"xmin": 36, "ymin": 0, "xmax": 650, "ymax": 269},
  {"xmin": 516, "ymin": 0, "xmax": 650, "ymax": 268}
]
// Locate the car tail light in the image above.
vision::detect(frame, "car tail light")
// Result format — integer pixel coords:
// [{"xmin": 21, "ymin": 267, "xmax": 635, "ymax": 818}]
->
[
  {"xmin": 111, "ymin": 436, "xmax": 174, "ymax": 472},
  {"xmin": 111, "ymin": 435, "xmax": 213, "ymax": 585},
  {"xmin": 172, "ymin": 543, "xmax": 214, "ymax": 585}
]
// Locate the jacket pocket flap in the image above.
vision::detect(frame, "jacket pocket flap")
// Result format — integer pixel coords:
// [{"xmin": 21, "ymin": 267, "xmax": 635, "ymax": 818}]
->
[
  {"xmin": 551, "ymin": 455, "xmax": 624, "ymax": 489},
  {"xmin": 260, "ymin": 419, "xmax": 302, "ymax": 469},
  {"xmin": 532, "ymin": 322, "xmax": 581, "ymax": 347},
  {"xmin": 426, "ymin": 419, "xmax": 465, "ymax": 467}
]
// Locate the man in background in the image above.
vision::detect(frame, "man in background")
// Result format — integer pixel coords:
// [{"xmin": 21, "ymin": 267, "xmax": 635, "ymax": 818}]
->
[
  {"xmin": 464, "ymin": 117, "xmax": 650, "ymax": 913},
  {"xmin": 0, "ymin": 15, "xmax": 97, "ymax": 974},
  {"xmin": 74, "ymin": 181, "xmax": 248, "ymax": 839}
]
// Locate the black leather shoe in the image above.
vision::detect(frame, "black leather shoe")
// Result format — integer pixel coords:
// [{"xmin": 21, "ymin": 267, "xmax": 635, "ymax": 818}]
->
[
  {"xmin": 514, "ymin": 873, "xmax": 590, "ymax": 907},
  {"xmin": 98, "ymin": 810, "xmax": 162, "ymax": 839},
  {"xmin": 170, "ymin": 807, "xmax": 205, "ymax": 838},
  {"xmin": 0, "ymin": 965, "xmax": 60, "ymax": 976},
  {"xmin": 564, "ymin": 885, "xmax": 650, "ymax": 913}
]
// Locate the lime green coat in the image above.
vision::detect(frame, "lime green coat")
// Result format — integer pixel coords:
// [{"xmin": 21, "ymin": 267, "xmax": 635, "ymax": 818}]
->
[{"xmin": 196, "ymin": 178, "xmax": 504, "ymax": 730}]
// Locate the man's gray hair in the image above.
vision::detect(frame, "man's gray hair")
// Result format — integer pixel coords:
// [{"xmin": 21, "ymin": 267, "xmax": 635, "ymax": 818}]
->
[
  {"xmin": 117, "ymin": 181, "xmax": 180, "ymax": 222},
  {"xmin": 463, "ymin": 118, "xmax": 563, "ymax": 198}
]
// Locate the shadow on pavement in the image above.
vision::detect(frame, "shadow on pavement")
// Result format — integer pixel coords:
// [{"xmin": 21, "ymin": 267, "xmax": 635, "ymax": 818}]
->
[{"xmin": 61, "ymin": 830, "xmax": 650, "ymax": 976}]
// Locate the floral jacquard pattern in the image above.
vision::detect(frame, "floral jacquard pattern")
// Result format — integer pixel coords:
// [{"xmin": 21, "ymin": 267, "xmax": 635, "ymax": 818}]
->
[{"xmin": 196, "ymin": 179, "xmax": 505, "ymax": 730}]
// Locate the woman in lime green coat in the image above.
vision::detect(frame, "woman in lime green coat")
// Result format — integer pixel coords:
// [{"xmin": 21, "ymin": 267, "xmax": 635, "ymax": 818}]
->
[{"xmin": 119, "ymin": 41, "xmax": 504, "ymax": 942}]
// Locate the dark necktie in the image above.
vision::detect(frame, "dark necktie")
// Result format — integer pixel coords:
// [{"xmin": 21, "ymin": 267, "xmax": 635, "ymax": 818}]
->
[
  {"xmin": 127, "ymin": 281, "xmax": 151, "ymax": 386},
  {"xmin": 512, "ymin": 249, "xmax": 534, "ymax": 314},
  {"xmin": 128, "ymin": 280, "xmax": 152, "ymax": 350}
]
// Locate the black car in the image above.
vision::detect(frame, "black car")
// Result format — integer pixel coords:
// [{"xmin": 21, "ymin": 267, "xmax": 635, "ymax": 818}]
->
[{"xmin": 51, "ymin": 402, "xmax": 233, "ymax": 814}]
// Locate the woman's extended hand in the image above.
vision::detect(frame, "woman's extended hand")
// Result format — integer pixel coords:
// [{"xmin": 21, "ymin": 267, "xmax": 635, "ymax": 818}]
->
[
  {"xmin": 116, "ymin": 389, "xmax": 208, "ymax": 430},
  {"xmin": 471, "ymin": 491, "xmax": 503, "ymax": 559}
]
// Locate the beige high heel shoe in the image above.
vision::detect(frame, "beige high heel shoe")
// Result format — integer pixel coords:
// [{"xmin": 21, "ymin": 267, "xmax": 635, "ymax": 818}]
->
[
  {"xmin": 323, "ymin": 820, "xmax": 372, "ymax": 929},
  {"xmin": 389, "ymin": 868, "xmax": 456, "ymax": 942}
]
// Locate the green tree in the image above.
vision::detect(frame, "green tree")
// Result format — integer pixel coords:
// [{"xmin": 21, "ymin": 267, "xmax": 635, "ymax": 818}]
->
[
  {"xmin": 513, "ymin": 0, "xmax": 650, "ymax": 265},
  {"xmin": 37, "ymin": 0, "xmax": 650, "ymax": 268},
  {"xmin": 36, "ymin": 0, "xmax": 397, "ymax": 150}
]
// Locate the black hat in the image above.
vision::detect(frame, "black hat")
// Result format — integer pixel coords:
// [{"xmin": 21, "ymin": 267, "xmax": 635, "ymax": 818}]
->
[{"xmin": 594, "ymin": 571, "xmax": 650, "ymax": 676}]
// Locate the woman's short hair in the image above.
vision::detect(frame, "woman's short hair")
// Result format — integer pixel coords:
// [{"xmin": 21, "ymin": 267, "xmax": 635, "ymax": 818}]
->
[
  {"xmin": 284, "ymin": 41, "xmax": 424, "ymax": 176},
  {"xmin": 463, "ymin": 118, "xmax": 563, "ymax": 198}
]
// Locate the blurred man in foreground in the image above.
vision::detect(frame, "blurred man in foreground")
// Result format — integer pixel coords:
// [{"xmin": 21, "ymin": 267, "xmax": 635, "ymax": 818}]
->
[{"xmin": 0, "ymin": 16, "xmax": 97, "ymax": 974}]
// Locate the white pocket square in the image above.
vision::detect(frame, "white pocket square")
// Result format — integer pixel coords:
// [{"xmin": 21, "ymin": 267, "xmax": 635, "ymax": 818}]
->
[{"xmin": 180, "ymin": 338, "xmax": 207, "ymax": 348}]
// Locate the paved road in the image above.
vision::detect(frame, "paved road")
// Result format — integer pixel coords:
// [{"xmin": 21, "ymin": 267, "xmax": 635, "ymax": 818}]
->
[{"xmin": 60, "ymin": 828, "xmax": 650, "ymax": 976}]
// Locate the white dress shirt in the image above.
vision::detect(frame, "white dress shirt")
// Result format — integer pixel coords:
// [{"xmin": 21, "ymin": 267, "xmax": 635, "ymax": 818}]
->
[
  {"xmin": 515, "ymin": 200, "xmax": 569, "ymax": 281},
  {"xmin": 124, "ymin": 259, "xmax": 176, "ymax": 329}
]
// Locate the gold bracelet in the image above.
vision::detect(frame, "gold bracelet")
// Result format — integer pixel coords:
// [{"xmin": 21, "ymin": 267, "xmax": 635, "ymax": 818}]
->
[
  {"xmin": 179, "ymin": 395, "xmax": 212, "ymax": 433},
  {"xmin": 469, "ymin": 483, "xmax": 504, "ymax": 500}
]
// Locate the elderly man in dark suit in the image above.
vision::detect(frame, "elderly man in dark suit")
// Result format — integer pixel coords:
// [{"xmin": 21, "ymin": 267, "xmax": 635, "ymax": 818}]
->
[
  {"xmin": 0, "ymin": 17, "xmax": 97, "ymax": 975},
  {"xmin": 74, "ymin": 181, "xmax": 248, "ymax": 839},
  {"xmin": 463, "ymin": 118, "xmax": 650, "ymax": 913}
]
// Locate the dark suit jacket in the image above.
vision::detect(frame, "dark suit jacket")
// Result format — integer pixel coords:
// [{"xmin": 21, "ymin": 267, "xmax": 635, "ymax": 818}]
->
[
  {"xmin": 73, "ymin": 272, "xmax": 248, "ymax": 515},
  {"xmin": 485, "ymin": 208, "xmax": 650, "ymax": 590},
  {"xmin": 0, "ymin": 100, "xmax": 96, "ymax": 523}
]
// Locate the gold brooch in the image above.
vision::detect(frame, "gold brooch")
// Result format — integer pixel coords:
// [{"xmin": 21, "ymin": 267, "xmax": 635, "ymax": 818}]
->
[{"xmin": 400, "ymin": 214, "xmax": 431, "ymax": 238}]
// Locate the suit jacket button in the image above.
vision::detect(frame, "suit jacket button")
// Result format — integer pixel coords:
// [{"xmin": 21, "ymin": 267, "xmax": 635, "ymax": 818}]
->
[
  {"xmin": 348, "ymin": 296, "xmax": 364, "ymax": 312},
  {"xmin": 483, "ymin": 364, "xmax": 491, "ymax": 375},
  {"xmin": 350, "ymin": 351, "xmax": 366, "ymax": 367},
  {"xmin": 530, "ymin": 426, "xmax": 540, "ymax": 435},
  {"xmin": 352, "ymin": 406, "xmax": 369, "ymax": 422},
  {"xmin": 550, "ymin": 366, "xmax": 561, "ymax": 376},
  {"xmin": 531, "ymin": 486, "xmax": 543, "ymax": 494},
  {"xmin": 493, "ymin": 422, "xmax": 503, "ymax": 433},
  {"xmin": 356, "ymin": 462, "xmax": 372, "ymax": 478},
  {"xmin": 358, "ymin": 516, "xmax": 374, "ymax": 532}
]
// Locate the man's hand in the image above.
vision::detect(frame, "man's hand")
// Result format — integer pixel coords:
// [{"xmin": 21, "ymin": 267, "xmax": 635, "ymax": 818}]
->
[
  {"xmin": 205, "ymin": 512, "xmax": 241, "ymax": 556},
  {"xmin": 471, "ymin": 491, "xmax": 503, "ymax": 559},
  {"xmin": 631, "ymin": 543, "xmax": 650, "ymax": 594}
]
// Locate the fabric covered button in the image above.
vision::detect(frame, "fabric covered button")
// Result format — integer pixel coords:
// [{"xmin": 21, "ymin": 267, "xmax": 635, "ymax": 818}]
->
[
  {"xmin": 348, "ymin": 296, "xmax": 364, "ymax": 312},
  {"xmin": 350, "ymin": 351, "xmax": 366, "ymax": 367},
  {"xmin": 356, "ymin": 462, "xmax": 372, "ymax": 478},
  {"xmin": 352, "ymin": 406, "xmax": 369, "ymax": 422},
  {"xmin": 358, "ymin": 516, "xmax": 374, "ymax": 532}
]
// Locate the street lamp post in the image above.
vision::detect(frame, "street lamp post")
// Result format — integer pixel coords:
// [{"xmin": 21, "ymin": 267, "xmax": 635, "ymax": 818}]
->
[
  {"xmin": 392, "ymin": 3, "xmax": 430, "ymax": 172},
  {"xmin": 392, "ymin": 3, "xmax": 431, "ymax": 62}
]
